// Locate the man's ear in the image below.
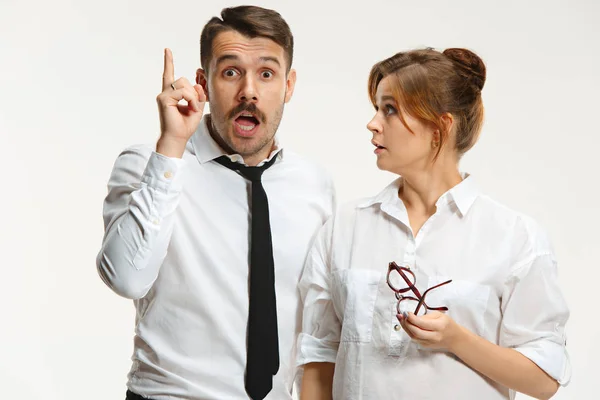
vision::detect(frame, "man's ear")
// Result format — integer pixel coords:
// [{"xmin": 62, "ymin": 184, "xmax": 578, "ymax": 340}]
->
[
  {"xmin": 284, "ymin": 69, "xmax": 297, "ymax": 103},
  {"xmin": 196, "ymin": 68, "xmax": 209, "ymax": 101}
]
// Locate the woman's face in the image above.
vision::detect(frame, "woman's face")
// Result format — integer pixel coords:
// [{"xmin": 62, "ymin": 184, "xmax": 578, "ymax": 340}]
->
[{"xmin": 367, "ymin": 76, "xmax": 438, "ymax": 175}]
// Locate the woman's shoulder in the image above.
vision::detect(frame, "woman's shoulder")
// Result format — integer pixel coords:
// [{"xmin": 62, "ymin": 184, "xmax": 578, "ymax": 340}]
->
[{"xmin": 475, "ymin": 194, "xmax": 556, "ymax": 262}]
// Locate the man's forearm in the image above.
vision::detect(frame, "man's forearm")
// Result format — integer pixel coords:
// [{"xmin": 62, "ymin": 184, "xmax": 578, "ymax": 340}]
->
[
  {"xmin": 97, "ymin": 202, "xmax": 175, "ymax": 299},
  {"xmin": 97, "ymin": 149, "xmax": 183, "ymax": 299}
]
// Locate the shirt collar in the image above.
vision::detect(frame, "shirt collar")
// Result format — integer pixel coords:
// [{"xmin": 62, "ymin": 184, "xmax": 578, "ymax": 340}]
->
[
  {"xmin": 357, "ymin": 173, "xmax": 480, "ymax": 217},
  {"xmin": 191, "ymin": 114, "xmax": 284, "ymax": 166},
  {"xmin": 357, "ymin": 179, "xmax": 403, "ymax": 209},
  {"xmin": 438, "ymin": 173, "xmax": 479, "ymax": 216}
]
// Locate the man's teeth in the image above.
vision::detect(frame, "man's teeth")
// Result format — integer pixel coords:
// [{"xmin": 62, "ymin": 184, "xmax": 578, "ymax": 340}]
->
[{"xmin": 237, "ymin": 123, "xmax": 256, "ymax": 131}]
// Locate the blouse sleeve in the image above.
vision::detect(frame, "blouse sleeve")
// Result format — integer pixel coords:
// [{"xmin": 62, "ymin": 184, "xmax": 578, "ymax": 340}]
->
[
  {"xmin": 499, "ymin": 252, "xmax": 571, "ymax": 385},
  {"xmin": 296, "ymin": 218, "xmax": 341, "ymax": 367}
]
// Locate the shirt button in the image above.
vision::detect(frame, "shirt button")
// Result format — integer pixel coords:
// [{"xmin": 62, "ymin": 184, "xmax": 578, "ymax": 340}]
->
[
  {"xmin": 164, "ymin": 171, "xmax": 173, "ymax": 179},
  {"xmin": 394, "ymin": 324, "xmax": 401, "ymax": 331}
]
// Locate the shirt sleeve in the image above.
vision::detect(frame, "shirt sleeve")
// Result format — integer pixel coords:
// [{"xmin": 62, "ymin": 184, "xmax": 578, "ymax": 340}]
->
[
  {"xmin": 96, "ymin": 145, "xmax": 186, "ymax": 299},
  {"xmin": 499, "ymin": 252, "xmax": 572, "ymax": 385},
  {"xmin": 296, "ymin": 218, "xmax": 341, "ymax": 367}
]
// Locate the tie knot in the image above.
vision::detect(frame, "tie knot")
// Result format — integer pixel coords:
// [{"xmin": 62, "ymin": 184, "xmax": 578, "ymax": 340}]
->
[
  {"xmin": 214, "ymin": 154, "xmax": 278, "ymax": 182},
  {"xmin": 238, "ymin": 166, "xmax": 264, "ymax": 182}
]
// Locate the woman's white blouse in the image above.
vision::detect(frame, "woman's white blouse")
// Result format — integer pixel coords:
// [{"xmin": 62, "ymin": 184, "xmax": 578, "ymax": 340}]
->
[{"xmin": 297, "ymin": 175, "xmax": 571, "ymax": 400}]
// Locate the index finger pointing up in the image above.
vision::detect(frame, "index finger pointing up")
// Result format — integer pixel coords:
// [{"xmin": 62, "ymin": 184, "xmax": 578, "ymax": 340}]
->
[{"xmin": 162, "ymin": 48, "xmax": 175, "ymax": 91}]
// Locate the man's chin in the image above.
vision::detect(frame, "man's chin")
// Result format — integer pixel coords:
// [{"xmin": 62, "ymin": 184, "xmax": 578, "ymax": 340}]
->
[{"xmin": 228, "ymin": 136, "xmax": 273, "ymax": 157}]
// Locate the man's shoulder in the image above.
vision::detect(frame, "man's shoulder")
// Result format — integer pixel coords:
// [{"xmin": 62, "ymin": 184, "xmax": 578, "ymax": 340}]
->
[{"xmin": 281, "ymin": 149, "xmax": 330, "ymax": 178}]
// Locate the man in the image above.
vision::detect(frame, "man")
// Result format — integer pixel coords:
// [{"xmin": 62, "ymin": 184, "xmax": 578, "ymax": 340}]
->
[{"xmin": 96, "ymin": 6, "xmax": 335, "ymax": 400}]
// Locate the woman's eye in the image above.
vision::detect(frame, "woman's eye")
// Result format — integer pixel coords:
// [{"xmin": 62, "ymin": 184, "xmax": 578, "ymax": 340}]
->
[{"xmin": 385, "ymin": 105, "xmax": 397, "ymax": 115}]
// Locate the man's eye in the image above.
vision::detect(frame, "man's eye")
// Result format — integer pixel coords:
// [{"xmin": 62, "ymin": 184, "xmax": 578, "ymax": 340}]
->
[
  {"xmin": 224, "ymin": 69, "xmax": 238, "ymax": 77},
  {"xmin": 262, "ymin": 71, "xmax": 273, "ymax": 79}
]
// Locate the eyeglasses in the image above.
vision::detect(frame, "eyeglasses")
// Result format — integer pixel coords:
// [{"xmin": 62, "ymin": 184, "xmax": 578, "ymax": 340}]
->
[{"xmin": 386, "ymin": 261, "xmax": 452, "ymax": 316}]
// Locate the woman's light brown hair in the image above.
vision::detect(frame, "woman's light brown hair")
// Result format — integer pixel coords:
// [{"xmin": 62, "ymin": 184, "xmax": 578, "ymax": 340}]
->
[{"xmin": 368, "ymin": 48, "xmax": 486, "ymax": 160}]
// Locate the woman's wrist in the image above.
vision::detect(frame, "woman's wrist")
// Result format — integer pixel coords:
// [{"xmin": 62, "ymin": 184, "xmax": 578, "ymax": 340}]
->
[{"xmin": 447, "ymin": 322, "xmax": 472, "ymax": 355}]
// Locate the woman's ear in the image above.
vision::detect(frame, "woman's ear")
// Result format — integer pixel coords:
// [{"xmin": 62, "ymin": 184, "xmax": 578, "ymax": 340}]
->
[{"xmin": 440, "ymin": 113, "xmax": 455, "ymax": 136}]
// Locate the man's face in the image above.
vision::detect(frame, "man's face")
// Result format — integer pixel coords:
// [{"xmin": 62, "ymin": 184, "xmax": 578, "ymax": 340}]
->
[{"xmin": 197, "ymin": 30, "xmax": 296, "ymax": 165}]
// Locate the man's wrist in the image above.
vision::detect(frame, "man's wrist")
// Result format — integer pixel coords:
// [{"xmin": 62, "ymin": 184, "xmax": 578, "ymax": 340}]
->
[{"xmin": 156, "ymin": 136, "xmax": 188, "ymax": 158}]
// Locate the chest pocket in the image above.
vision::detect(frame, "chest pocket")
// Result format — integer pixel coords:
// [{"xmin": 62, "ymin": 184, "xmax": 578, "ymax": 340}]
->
[
  {"xmin": 426, "ymin": 276, "xmax": 491, "ymax": 337},
  {"xmin": 333, "ymin": 268, "xmax": 381, "ymax": 343}
]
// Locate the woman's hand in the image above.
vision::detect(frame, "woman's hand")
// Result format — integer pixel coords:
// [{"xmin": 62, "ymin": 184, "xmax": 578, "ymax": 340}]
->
[
  {"xmin": 398, "ymin": 311, "xmax": 465, "ymax": 351},
  {"xmin": 399, "ymin": 311, "xmax": 560, "ymax": 399}
]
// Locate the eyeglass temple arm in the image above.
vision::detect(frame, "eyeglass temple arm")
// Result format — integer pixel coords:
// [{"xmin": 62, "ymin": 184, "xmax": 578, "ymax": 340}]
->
[{"xmin": 414, "ymin": 279, "xmax": 453, "ymax": 315}]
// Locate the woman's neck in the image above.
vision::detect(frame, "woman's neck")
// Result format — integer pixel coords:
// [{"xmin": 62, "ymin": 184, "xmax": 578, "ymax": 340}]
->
[{"xmin": 397, "ymin": 160, "xmax": 463, "ymax": 235}]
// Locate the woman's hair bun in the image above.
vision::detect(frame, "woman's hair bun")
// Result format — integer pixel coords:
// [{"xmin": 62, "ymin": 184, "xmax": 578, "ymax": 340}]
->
[{"xmin": 443, "ymin": 48, "xmax": 486, "ymax": 91}]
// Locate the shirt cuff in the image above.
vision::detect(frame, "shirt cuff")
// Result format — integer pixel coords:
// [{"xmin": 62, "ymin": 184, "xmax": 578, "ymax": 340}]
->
[
  {"xmin": 141, "ymin": 151, "xmax": 186, "ymax": 193},
  {"xmin": 514, "ymin": 338, "xmax": 572, "ymax": 386},
  {"xmin": 296, "ymin": 333, "xmax": 338, "ymax": 367}
]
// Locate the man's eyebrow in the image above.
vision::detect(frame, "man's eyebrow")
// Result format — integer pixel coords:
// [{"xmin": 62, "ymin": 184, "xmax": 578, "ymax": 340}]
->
[
  {"xmin": 215, "ymin": 54, "xmax": 240, "ymax": 66},
  {"xmin": 215, "ymin": 54, "xmax": 282, "ymax": 68},
  {"xmin": 259, "ymin": 56, "xmax": 281, "ymax": 67}
]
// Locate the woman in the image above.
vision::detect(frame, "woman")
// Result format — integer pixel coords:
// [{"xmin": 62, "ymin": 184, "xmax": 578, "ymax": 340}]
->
[{"xmin": 296, "ymin": 48, "xmax": 571, "ymax": 400}]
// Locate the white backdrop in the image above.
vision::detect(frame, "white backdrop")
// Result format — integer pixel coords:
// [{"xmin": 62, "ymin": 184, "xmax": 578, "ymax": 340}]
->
[{"xmin": 1, "ymin": 0, "xmax": 597, "ymax": 399}]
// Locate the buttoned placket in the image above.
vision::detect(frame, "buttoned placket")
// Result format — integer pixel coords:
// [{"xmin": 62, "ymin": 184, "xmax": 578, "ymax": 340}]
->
[{"xmin": 384, "ymin": 197, "xmax": 449, "ymax": 354}]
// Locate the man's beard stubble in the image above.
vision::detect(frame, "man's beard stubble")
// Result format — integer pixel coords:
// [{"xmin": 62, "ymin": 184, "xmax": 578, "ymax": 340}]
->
[{"xmin": 208, "ymin": 102, "xmax": 285, "ymax": 158}]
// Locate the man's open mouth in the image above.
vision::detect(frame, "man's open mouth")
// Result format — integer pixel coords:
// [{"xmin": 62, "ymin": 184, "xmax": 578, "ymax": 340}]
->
[{"xmin": 235, "ymin": 112, "xmax": 260, "ymax": 131}]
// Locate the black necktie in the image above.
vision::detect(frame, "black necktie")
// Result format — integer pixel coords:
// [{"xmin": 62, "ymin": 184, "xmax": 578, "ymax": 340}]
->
[{"xmin": 214, "ymin": 154, "xmax": 280, "ymax": 400}]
